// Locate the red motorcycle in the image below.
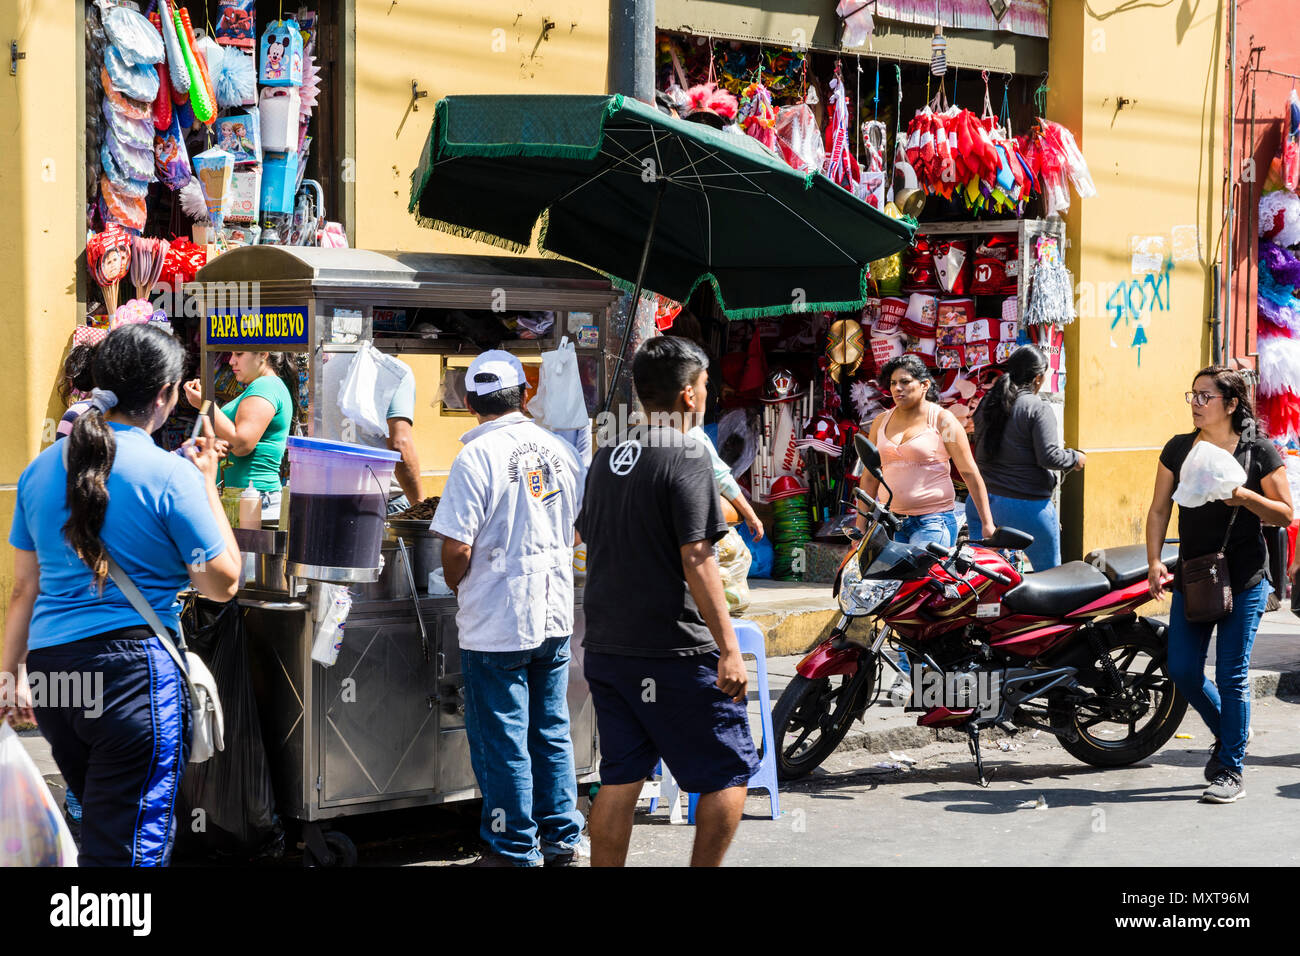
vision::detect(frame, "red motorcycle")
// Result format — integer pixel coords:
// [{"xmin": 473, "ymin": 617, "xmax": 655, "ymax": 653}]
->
[{"xmin": 772, "ymin": 435, "xmax": 1187, "ymax": 785}]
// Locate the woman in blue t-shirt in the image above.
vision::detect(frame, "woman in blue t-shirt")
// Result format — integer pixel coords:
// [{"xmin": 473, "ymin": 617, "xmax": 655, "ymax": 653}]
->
[{"xmin": 0, "ymin": 324, "xmax": 240, "ymax": 866}]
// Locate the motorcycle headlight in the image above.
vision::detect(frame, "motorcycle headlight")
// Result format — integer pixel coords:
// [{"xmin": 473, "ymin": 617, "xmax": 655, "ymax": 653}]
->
[{"xmin": 837, "ymin": 567, "xmax": 902, "ymax": 616}]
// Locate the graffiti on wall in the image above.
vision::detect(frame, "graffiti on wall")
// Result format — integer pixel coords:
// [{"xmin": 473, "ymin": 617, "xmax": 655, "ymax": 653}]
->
[{"xmin": 1105, "ymin": 258, "xmax": 1173, "ymax": 366}]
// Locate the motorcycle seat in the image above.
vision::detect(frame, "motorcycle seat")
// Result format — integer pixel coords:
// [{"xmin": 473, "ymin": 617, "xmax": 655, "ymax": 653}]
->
[
  {"xmin": 1084, "ymin": 543, "xmax": 1179, "ymax": 588},
  {"xmin": 1001, "ymin": 561, "xmax": 1112, "ymax": 617}
]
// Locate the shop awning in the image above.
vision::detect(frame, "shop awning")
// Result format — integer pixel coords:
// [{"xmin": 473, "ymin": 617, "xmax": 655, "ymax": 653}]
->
[
  {"xmin": 656, "ymin": 0, "xmax": 1048, "ymax": 74},
  {"xmin": 193, "ymin": 245, "xmax": 619, "ymax": 311}
]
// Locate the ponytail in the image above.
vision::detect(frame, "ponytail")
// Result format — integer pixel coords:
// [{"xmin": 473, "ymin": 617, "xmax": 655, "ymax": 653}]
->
[
  {"xmin": 62, "ymin": 324, "xmax": 185, "ymax": 589},
  {"xmin": 63, "ymin": 407, "xmax": 116, "ymax": 587},
  {"xmin": 981, "ymin": 345, "xmax": 1048, "ymax": 455}
]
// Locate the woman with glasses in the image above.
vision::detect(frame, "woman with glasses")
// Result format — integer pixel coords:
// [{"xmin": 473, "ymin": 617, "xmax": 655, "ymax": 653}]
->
[
  {"xmin": 966, "ymin": 345, "xmax": 1085, "ymax": 571},
  {"xmin": 1146, "ymin": 366, "xmax": 1292, "ymax": 804},
  {"xmin": 857, "ymin": 355, "xmax": 997, "ymax": 702}
]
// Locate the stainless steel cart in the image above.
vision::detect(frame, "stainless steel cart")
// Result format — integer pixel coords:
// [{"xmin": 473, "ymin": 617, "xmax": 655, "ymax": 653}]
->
[{"xmin": 235, "ymin": 579, "xmax": 597, "ymax": 866}]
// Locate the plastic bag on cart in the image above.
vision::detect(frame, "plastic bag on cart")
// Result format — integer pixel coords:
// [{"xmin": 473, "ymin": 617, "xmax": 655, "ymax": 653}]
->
[
  {"xmin": 338, "ymin": 340, "xmax": 408, "ymax": 439},
  {"xmin": 175, "ymin": 599, "xmax": 284, "ymax": 861},
  {"xmin": 528, "ymin": 336, "xmax": 589, "ymax": 430},
  {"xmin": 0, "ymin": 723, "xmax": 79, "ymax": 866}
]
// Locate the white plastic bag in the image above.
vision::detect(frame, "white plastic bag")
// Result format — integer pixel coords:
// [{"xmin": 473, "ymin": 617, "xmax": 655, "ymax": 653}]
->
[
  {"xmin": 338, "ymin": 341, "xmax": 407, "ymax": 438},
  {"xmin": 0, "ymin": 723, "xmax": 78, "ymax": 866},
  {"xmin": 836, "ymin": 0, "xmax": 874, "ymax": 48},
  {"xmin": 311, "ymin": 584, "xmax": 353, "ymax": 667},
  {"xmin": 528, "ymin": 336, "xmax": 589, "ymax": 430},
  {"xmin": 716, "ymin": 528, "xmax": 753, "ymax": 614},
  {"xmin": 1172, "ymin": 441, "xmax": 1247, "ymax": 508}
]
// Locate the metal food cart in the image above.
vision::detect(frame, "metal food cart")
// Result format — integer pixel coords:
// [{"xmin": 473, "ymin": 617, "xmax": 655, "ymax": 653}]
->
[{"xmin": 191, "ymin": 246, "xmax": 619, "ymax": 865}]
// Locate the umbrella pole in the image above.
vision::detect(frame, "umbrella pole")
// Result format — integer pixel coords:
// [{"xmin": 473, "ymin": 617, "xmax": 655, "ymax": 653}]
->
[{"xmin": 604, "ymin": 179, "xmax": 668, "ymax": 415}]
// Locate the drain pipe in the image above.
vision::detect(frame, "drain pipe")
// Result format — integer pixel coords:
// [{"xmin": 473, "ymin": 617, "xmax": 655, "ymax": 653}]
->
[
  {"xmin": 1223, "ymin": 0, "xmax": 1239, "ymax": 365},
  {"xmin": 609, "ymin": 0, "xmax": 655, "ymax": 103}
]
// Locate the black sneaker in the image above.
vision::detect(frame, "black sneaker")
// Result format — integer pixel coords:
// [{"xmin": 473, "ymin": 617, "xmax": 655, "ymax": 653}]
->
[
  {"xmin": 1204, "ymin": 738, "xmax": 1224, "ymax": 783},
  {"xmin": 1202, "ymin": 771, "xmax": 1245, "ymax": 804}
]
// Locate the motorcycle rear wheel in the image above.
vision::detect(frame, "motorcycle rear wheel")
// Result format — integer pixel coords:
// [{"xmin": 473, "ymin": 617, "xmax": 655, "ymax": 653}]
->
[
  {"xmin": 1052, "ymin": 623, "xmax": 1187, "ymax": 768},
  {"xmin": 773, "ymin": 668, "xmax": 874, "ymax": 780}
]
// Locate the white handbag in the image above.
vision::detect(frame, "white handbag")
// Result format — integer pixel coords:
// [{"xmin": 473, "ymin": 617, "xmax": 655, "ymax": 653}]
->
[{"xmin": 106, "ymin": 557, "xmax": 225, "ymax": 764}]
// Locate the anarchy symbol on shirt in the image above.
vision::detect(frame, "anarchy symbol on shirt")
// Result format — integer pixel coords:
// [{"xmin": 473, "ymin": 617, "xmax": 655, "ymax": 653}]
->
[{"xmin": 609, "ymin": 439, "xmax": 642, "ymax": 476}]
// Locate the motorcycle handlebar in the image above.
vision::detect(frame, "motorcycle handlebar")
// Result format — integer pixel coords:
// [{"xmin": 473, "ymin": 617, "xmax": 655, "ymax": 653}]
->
[{"xmin": 975, "ymin": 565, "xmax": 1012, "ymax": 586}]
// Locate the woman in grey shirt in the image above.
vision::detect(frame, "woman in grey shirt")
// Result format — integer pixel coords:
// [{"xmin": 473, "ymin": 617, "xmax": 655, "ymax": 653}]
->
[{"xmin": 966, "ymin": 345, "xmax": 1085, "ymax": 570}]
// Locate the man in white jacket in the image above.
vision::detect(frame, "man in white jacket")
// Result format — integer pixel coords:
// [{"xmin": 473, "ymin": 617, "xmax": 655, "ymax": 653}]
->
[{"xmin": 433, "ymin": 350, "xmax": 588, "ymax": 867}]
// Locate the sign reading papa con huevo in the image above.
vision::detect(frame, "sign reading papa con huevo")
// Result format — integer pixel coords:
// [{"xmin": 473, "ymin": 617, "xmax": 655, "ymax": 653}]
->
[{"xmin": 207, "ymin": 307, "xmax": 308, "ymax": 346}]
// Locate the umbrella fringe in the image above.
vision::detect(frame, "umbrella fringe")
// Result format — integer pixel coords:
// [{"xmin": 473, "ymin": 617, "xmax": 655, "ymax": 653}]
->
[
  {"xmin": 600, "ymin": 269, "xmax": 870, "ymax": 322},
  {"xmin": 410, "ymin": 213, "xmax": 532, "ymax": 255},
  {"xmin": 407, "ymin": 96, "xmax": 625, "ymax": 217}
]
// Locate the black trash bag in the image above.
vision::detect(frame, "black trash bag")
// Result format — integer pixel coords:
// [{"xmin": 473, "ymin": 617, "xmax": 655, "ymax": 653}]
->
[{"xmin": 175, "ymin": 598, "xmax": 284, "ymax": 862}]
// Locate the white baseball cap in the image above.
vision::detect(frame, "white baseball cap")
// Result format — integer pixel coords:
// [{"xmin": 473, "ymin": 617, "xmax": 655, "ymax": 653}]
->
[{"xmin": 465, "ymin": 349, "xmax": 527, "ymax": 395}]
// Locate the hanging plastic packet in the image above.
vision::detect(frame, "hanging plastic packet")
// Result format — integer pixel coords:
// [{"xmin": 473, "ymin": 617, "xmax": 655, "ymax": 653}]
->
[{"xmin": 311, "ymin": 584, "xmax": 353, "ymax": 666}]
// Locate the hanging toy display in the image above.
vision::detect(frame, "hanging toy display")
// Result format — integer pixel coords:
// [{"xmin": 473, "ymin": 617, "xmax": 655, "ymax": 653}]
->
[
  {"xmin": 87, "ymin": 226, "xmax": 133, "ymax": 315},
  {"xmin": 826, "ymin": 318, "xmax": 865, "ymax": 383},
  {"xmin": 260, "ymin": 18, "xmax": 305, "ymax": 87},
  {"xmin": 738, "ymin": 81, "xmax": 777, "ymax": 151},
  {"xmin": 1024, "ymin": 235, "xmax": 1076, "ymax": 327},
  {"xmin": 822, "ymin": 64, "xmax": 861, "ymax": 194},
  {"xmin": 175, "ymin": 6, "xmax": 217, "ymax": 125}
]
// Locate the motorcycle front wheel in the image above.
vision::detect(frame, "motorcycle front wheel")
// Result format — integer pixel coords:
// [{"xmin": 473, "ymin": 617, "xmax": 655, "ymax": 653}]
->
[
  {"xmin": 1051, "ymin": 623, "xmax": 1187, "ymax": 767},
  {"xmin": 772, "ymin": 667, "xmax": 874, "ymax": 780}
]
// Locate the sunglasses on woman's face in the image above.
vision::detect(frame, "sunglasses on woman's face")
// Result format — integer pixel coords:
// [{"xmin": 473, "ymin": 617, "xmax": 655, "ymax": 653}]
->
[{"xmin": 1185, "ymin": 390, "xmax": 1223, "ymax": 407}]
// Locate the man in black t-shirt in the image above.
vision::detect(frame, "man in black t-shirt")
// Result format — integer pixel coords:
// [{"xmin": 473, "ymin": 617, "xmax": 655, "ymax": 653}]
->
[{"xmin": 577, "ymin": 336, "xmax": 758, "ymax": 867}]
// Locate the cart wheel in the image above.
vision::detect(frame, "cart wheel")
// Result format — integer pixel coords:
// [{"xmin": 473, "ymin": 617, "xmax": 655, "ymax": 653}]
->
[{"xmin": 304, "ymin": 830, "xmax": 358, "ymax": 868}]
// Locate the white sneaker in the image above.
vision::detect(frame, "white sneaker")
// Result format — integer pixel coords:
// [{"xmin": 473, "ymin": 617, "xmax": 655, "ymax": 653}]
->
[{"xmin": 888, "ymin": 674, "xmax": 911, "ymax": 707}]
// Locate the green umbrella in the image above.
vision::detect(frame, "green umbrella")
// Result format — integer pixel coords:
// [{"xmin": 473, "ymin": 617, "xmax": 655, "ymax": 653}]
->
[{"xmin": 408, "ymin": 93, "xmax": 915, "ymax": 401}]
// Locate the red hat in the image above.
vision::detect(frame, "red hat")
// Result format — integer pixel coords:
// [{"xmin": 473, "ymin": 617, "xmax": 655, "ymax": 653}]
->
[{"xmin": 768, "ymin": 475, "xmax": 810, "ymax": 501}]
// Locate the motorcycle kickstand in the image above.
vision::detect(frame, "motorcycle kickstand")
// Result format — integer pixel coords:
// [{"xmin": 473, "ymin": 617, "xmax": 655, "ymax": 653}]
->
[{"xmin": 966, "ymin": 726, "xmax": 990, "ymax": 788}]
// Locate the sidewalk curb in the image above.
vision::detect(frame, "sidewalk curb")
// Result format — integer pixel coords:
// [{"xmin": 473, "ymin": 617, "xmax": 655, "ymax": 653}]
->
[{"xmin": 828, "ymin": 668, "xmax": 1300, "ymax": 757}]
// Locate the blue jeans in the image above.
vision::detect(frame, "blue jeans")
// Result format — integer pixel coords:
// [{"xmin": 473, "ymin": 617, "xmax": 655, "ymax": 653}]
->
[
  {"xmin": 965, "ymin": 493, "xmax": 1062, "ymax": 571},
  {"xmin": 461, "ymin": 635, "xmax": 585, "ymax": 866},
  {"xmin": 892, "ymin": 513, "xmax": 959, "ymax": 674},
  {"xmin": 1165, "ymin": 579, "xmax": 1269, "ymax": 776}
]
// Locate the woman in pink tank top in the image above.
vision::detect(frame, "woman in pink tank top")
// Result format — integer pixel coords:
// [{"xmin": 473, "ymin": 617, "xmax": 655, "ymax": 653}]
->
[
  {"xmin": 855, "ymin": 355, "xmax": 996, "ymax": 546},
  {"xmin": 855, "ymin": 356, "xmax": 997, "ymax": 694}
]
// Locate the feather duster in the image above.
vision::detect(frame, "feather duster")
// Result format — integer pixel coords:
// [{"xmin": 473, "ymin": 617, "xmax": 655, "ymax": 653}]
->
[
  {"xmin": 1257, "ymin": 332, "xmax": 1300, "ymax": 397},
  {"xmin": 178, "ymin": 175, "xmax": 211, "ymax": 222},
  {"xmin": 685, "ymin": 83, "xmax": 738, "ymax": 122},
  {"xmin": 1257, "ymin": 388, "xmax": 1300, "ymax": 443},
  {"xmin": 1257, "ymin": 267, "xmax": 1300, "ymax": 333},
  {"xmin": 214, "ymin": 48, "xmax": 258, "ymax": 109},
  {"xmin": 1261, "ymin": 240, "xmax": 1300, "ymax": 286},
  {"xmin": 1260, "ymin": 189, "xmax": 1300, "ymax": 248}
]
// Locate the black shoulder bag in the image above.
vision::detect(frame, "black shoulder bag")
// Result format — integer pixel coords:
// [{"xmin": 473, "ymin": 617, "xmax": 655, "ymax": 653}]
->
[{"xmin": 1180, "ymin": 444, "xmax": 1253, "ymax": 624}]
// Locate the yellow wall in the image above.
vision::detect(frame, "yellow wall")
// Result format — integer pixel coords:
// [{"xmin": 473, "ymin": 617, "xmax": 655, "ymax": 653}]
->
[
  {"xmin": 352, "ymin": 0, "xmax": 610, "ymax": 254},
  {"xmin": 0, "ymin": 1, "xmax": 83, "ymax": 617},
  {"xmin": 1050, "ymin": 0, "xmax": 1223, "ymax": 560}
]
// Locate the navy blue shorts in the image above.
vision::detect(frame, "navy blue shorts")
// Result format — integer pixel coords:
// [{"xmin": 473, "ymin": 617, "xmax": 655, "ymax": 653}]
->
[
  {"xmin": 29, "ymin": 627, "xmax": 191, "ymax": 867},
  {"xmin": 584, "ymin": 650, "xmax": 759, "ymax": 795}
]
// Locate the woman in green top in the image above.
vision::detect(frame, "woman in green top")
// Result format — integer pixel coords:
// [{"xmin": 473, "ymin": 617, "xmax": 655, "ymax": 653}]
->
[{"xmin": 184, "ymin": 351, "xmax": 296, "ymax": 519}]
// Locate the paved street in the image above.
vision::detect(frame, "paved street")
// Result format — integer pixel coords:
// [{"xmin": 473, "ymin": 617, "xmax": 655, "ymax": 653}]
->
[{"xmin": 22, "ymin": 661, "xmax": 1300, "ymax": 868}]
